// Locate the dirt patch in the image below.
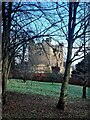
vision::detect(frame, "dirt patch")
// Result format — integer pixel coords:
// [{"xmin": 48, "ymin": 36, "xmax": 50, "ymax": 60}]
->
[{"xmin": 2, "ymin": 91, "xmax": 90, "ymax": 119}]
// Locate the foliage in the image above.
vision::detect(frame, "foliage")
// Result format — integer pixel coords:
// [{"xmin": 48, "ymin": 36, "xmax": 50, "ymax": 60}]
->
[{"xmin": 72, "ymin": 52, "xmax": 90, "ymax": 80}]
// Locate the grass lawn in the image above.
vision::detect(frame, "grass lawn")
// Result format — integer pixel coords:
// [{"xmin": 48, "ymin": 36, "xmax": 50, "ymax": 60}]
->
[
  {"xmin": 7, "ymin": 79, "xmax": 90, "ymax": 99},
  {"xmin": 3, "ymin": 79, "xmax": 90, "ymax": 118}
]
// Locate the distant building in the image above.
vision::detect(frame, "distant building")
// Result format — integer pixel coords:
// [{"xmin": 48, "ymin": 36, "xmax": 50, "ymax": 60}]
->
[{"xmin": 28, "ymin": 38, "xmax": 65, "ymax": 74}]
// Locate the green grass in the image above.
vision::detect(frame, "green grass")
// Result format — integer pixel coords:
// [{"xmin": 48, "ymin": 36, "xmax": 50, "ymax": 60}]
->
[{"xmin": 7, "ymin": 79, "xmax": 90, "ymax": 99}]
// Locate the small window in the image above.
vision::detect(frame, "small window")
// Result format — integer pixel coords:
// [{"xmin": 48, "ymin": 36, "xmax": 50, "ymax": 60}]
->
[{"xmin": 58, "ymin": 53, "xmax": 60, "ymax": 58}]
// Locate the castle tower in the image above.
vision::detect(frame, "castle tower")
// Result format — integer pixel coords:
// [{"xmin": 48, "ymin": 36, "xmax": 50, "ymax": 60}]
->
[{"xmin": 28, "ymin": 38, "xmax": 64, "ymax": 74}]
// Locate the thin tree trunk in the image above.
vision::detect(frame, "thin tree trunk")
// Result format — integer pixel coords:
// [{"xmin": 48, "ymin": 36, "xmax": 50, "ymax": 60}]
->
[
  {"xmin": 56, "ymin": 43, "xmax": 72, "ymax": 110},
  {"xmin": 82, "ymin": 80, "xmax": 87, "ymax": 98},
  {"xmin": 82, "ymin": 3, "xmax": 87, "ymax": 98}
]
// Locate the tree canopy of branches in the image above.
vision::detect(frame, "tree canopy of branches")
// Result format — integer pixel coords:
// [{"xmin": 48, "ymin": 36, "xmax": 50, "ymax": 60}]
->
[{"xmin": 2, "ymin": 2, "xmax": 90, "ymax": 110}]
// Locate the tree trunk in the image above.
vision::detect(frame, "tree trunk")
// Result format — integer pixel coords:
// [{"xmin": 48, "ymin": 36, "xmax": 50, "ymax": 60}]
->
[
  {"xmin": 56, "ymin": 43, "xmax": 72, "ymax": 110},
  {"xmin": 56, "ymin": 2, "xmax": 77, "ymax": 110},
  {"xmin": 82, "ymin": 3, "xmax": 87, "ymax": 99},
  {"xmin": 2, "ymin": 54, "xmax": 9, "ymax": 104},
  {"xmin": 21, "ymin": 44, "xmax": 26, "ymax": 64},
  {"xmin": 82, "ymin": 81, "xmax": 87, "ymax": 98},
  {"xmin": 2, "ymin": 2, "xmax": 12, "ymax": 104}
]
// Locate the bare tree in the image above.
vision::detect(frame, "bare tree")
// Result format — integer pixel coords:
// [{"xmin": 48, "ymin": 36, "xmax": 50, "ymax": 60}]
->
[
  {"xmin": 37, "ymin": 2, "xmax": 90, "ymax": 110},
  {"xmin": 2, "ymin": 2, "xmax": 63, "ymax": 104},
  {"xmin": 2, "ymin": 2, "xmax": 45, "ymax": 104},
  {"xmin": 56, "ymin": 2, "xmax": 90, "ymax": 110},
  {"xmin": 2, "ymin": 2, "xmax": 13, "ymax": 104}
]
